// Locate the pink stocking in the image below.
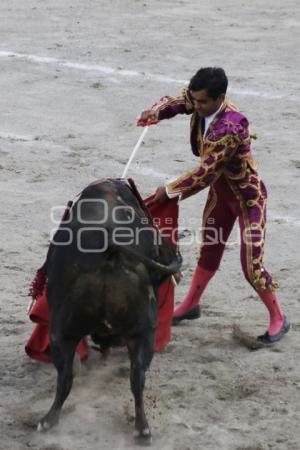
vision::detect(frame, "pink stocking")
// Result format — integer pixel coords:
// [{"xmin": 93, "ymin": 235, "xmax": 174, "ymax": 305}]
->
[
  {"xmin": 173, "ymin": 265, "xmax": 215, "ymax": 318},
  {"xmin": 258, "ymin": 290, "xmax": 284, "ymax": 336}
]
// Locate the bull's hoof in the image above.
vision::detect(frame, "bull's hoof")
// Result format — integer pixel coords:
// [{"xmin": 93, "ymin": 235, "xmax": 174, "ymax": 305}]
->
[
  {"xmin": 133, "ymin": 428, "xmax": 152, "ymax": 446},
  {"xmin": 37, "ymin": 415, "xmax": 59, "ymax": 432},
  {"xmin": 37, "ymin": 420, "xmax": 51, "ymax": 432}
]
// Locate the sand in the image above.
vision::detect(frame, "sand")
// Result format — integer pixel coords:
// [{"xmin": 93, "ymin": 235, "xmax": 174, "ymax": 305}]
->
[{"xmin": 0, "ymin": 0, "xmax": 300, "ymax": 449}]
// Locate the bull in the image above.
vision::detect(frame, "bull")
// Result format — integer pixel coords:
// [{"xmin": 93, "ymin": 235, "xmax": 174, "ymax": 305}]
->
[{"xmin": 37, "ymin": 178, "xmax": 181, "ymax": 445}]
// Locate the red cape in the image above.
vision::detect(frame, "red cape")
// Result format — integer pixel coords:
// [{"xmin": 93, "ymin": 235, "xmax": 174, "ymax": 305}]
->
[{"xmin": 25, "ymin": 194, "xmax": 178, "ymax": 362}]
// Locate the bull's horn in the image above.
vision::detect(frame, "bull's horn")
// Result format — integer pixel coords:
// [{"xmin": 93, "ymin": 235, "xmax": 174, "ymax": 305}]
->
[{"xmin": 110, "ymin": 244, "xmax": 182, "ymax": 275}]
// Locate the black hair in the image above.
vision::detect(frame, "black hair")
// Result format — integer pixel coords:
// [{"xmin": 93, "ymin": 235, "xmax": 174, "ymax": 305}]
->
[{"xmin": 188, "ymin": 67, "xmax": 228, "ymax": 100}]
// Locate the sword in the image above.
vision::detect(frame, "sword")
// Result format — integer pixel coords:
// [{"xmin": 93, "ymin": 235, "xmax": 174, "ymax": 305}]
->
[
  {"xmin": 121, "ymin": 118, "xmax": 158, "ymax": 179},
  {"xmin": 122, "ymin": 118, "xmax": 179, "ymax": 287}
]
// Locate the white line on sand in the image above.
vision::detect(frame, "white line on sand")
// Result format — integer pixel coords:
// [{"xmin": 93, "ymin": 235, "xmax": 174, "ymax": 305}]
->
[
  {"xmin": 1, "ymin": 126, "xmax": 299, "ymax": 227},
  {"xmin": 0, "ymin": 50, "xmax": 298, "ymax": 225},
  {"xmin": 0, "ymin": 131, "xmax": 33, "ymax": 142},
  {"xmin": 0, "ymin": 50, "xmax": 287, "ymax": 100},
  {"xmin": 269, "ymin": 214, "xmax": 300, "ymax": 227},
  {"xmin": 0, "ymin": 131, "xmax": 73, "ymax": 152}
]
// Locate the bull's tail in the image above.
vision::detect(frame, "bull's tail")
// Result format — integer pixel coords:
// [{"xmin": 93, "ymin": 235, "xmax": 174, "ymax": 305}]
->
[{"xmin": 28, "ymin": 262, "xmax": 47, "ymax": 300}]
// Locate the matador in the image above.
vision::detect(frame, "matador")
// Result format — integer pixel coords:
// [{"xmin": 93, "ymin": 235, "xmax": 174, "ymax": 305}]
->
[{"xmin": 139, "ymin": 67, "xmax": 290, "ymax": 344}]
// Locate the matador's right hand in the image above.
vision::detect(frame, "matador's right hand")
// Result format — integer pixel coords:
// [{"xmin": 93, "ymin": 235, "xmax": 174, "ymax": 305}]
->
[{"xmin": 137, "ymin": 109, "xmax": 159, "ymax": 126}]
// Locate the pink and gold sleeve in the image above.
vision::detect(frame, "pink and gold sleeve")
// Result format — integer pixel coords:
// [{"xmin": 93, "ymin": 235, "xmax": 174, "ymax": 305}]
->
[
  {"xmin": 151, "ymin": 88, "xmax": 194, "ymax": 120},
  {"xmin": 167, "ymin": 119, "xmax": 250, "ymax": 197}
]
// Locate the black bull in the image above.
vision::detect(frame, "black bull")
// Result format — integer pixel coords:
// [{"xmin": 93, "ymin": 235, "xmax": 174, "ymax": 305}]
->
[{"xmin": 37, "ymin": 179, "xmax": 181, "ymax": 444}]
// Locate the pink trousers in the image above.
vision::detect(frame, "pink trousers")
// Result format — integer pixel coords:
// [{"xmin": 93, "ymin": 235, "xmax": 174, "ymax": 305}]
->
[{"xmin": 198, "ymin": 175, "xmax": 276, "ymax": 291}]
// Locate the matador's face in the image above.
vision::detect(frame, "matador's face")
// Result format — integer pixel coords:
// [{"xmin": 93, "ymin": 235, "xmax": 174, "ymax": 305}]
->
[{"xmin": 190, "ymin": 89, "xmax": 225, "ymax": 118}]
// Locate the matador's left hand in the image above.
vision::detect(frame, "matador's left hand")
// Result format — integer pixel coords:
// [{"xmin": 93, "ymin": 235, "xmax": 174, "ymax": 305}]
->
[{"xmin": 146, "ymin": 186, "xmax": 168, "ymax": 206}]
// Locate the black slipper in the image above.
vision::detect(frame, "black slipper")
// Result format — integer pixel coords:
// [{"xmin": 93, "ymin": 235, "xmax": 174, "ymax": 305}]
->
[
  {"xmin": 172, "ymin": 305, "xmax": 201, "ymax": 326},
  {"xmin": 257, "ymin": 316, "xmax": 291, "ymax": 344}
]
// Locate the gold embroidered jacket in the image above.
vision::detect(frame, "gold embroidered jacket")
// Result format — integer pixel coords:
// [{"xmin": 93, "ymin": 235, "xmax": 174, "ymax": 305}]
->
[{"xmin": 151, "ymin": 88, "xmax": 258, "ymax": 200}]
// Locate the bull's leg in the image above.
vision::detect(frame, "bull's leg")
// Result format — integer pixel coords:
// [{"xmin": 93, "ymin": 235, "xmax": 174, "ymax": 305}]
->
[
  {"xmin": 127, "ymin": 331, "xmax": 154, "ymax": 445},
  {"xmin": 37, "ymin": 334, "xmax": 79, "ymax": 431}
]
